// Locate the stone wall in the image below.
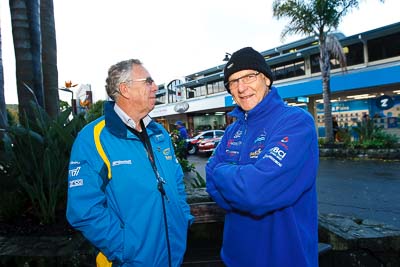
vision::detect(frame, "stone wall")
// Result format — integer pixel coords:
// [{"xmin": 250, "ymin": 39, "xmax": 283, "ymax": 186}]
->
[
  {"xmin": 1, "ymin": 188, "xmax": 400, "ymax": 266},
  {"xmin": 318, "ymin": 213, "xmax": 400, "ymax": 266}
]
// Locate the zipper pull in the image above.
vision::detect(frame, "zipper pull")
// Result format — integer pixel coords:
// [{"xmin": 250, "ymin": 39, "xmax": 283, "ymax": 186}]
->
[
  {"xmin": 156, "ymin": 173, "xmax": 169, "ymax": 201},
  {"xmin": 158, "ymin": 180, "xmax": 166, "ymax": 195},
  {"xmin": 158, "ymin": 181, "xmax": 169, "ymax": 201}
]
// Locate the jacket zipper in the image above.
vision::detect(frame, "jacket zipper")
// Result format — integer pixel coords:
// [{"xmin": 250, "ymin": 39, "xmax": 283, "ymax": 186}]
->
[{"xmin": 238, "ymin": 112, "xmax": 248, "ymax": 163}]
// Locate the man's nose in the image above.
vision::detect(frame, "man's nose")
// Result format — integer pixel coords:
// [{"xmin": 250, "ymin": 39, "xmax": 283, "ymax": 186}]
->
[
  {"xmin": 237, "ymin": 79, "xmax": 247, "ymax": 92},
  {"xmin": 151, "ymin": 83, "xmax": 158, "ymax": 91}
]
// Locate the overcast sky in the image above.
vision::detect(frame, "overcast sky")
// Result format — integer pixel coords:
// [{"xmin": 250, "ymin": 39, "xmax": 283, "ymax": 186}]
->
[{"xmin": 1, "ymin": 0, "xmax": 399, "ymax": 104}]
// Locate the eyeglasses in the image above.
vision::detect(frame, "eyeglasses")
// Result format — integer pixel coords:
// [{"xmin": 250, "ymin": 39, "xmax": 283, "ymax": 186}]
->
[
  {"xmin": 126, "ymin": 77, "xmax": 155, "ymax": 86},
  {"xmin": 225, "ymin": 72, "xmax": 260, "ymax": 90}
]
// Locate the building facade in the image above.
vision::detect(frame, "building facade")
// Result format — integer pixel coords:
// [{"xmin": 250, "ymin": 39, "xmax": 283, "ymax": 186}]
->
[{"xmin": 150, "ymin": 22, "xmax": 400, "ymax": 137}]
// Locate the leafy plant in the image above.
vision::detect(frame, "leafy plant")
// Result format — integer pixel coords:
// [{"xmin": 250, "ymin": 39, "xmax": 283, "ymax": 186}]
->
[
  {"xmin": 184, "ymin": 170, "xmax": 206, "ymax": 189},
  {"xmin": 336, "ymin": 128, "xmax": 352, "ymax": 145},
  {"xmin": 170, "ymin": 129, "xmax": 205, "ymax": 188},
  {"xmin": 85, "ymin": 100, "xmax": 105, "ymax": 122},
  {"xmin": 351, "ymin": 120, "xmax": 398, "ymax": 149},
  {"xmin": 2, "ymin": 101, "xmax": 86, "ymax": 224}
]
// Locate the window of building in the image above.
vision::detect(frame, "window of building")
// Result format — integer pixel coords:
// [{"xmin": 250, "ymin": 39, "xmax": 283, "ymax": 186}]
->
[
  {"xmin": 155, "ymin": 87, "xmax": 166, "ymax": 105},
  {"xmin": 186, "ymin": 88, "xmax": 196, "ymax": 99},
  {"xmin": 206, "ymin": 81, "xmax": 225, "ymax": 95},
  {"xmin": 310, "ymin": 42, "xmax": 364, "ymax": 73},
  {"xmin": 271, "ymin": 58, "xmax": 305, "ymax": 80},
  {"xmin": 167, "ymin": 79, "xmax": 183, "ymax": 103},
  {"xmin": 345, "ymin": 42, "xmax": 364, "ymax": 66},
  {"xmin": 368, "ymin": 32, "xmax": 400, "ymax": 62}
]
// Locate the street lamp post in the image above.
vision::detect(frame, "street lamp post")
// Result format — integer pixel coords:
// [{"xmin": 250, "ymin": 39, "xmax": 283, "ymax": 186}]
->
[
  {"xmin": 223, "ymin": 52, "xmax": 232, "ymax": 62},
  {"xmin": 59, "ymin": 87, "xmax": 76, "ymax": 114}
]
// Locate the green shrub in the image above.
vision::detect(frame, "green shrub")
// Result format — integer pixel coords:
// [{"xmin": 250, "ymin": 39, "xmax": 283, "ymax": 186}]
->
[
  {"xmin": 351, "ymin": 120, "xmax": 398, "ymax": 149},
  {"xmin": 1, "ymin": 102, "xmax": 86, "ymax": 224},
  {"xmin": 85, "ymin": 100, "xmax": 105, "ymax": 122},
  {"xmin": 336, "ymin": 128, "xmax": 352, "ymax": 145},
  {"xmin": 170, "ymin": 129, "xmax": 205, "ymax": 188}
]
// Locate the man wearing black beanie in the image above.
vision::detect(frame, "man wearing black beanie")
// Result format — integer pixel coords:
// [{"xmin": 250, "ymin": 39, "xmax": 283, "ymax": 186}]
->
[{"xmin": 206, "ymin": 47, "xmax": 319, "ymax": 267}]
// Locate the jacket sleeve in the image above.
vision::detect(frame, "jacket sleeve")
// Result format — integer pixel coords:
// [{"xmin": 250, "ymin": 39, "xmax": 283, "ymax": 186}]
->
[
  {"xmin": 210, "ymin": 113, "xmax": 318, "ymax": 217},
  {"xmin": 205, "ymin": 133, "xmax": 233, "ymax": 211},
  {"xmin": 66, "ymin": 134, "xmax": 124, "ymax": 263}
]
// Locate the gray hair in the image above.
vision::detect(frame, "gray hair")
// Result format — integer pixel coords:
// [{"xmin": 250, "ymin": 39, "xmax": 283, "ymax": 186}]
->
[{"xmin": 105, "ymin": 59, "xmax": 142, "ymax": 100}]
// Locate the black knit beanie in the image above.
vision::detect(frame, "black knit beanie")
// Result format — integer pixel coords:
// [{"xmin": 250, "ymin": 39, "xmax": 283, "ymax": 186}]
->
[{"xmin": 224, "ymin": 47, "xmax": 274, "ymax": 94}]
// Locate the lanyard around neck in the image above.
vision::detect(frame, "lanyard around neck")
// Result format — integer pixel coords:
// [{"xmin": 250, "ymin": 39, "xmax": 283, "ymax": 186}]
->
[{"xmin": 138, "ymin": 120, "xmax": 167, "ymax": 197}]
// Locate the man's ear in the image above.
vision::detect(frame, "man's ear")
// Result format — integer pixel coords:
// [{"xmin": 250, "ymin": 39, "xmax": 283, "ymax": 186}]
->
[
  {"xmin": 264, "ymin": 76, "xmax": 271, "ymax": 88},
  {"xmin": 118, "ymin": 82, "xmax": 129, "ymax": 98}
]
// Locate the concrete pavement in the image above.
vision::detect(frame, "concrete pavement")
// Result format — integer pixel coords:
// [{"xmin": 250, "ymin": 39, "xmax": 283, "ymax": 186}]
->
[{"xmin": 189, "ymin": 154, "xmax": 400, "ymax": 228}]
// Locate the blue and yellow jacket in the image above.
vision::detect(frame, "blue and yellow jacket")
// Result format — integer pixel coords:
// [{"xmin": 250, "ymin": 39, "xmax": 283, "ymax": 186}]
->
[
  {"xmin": 206, "ymin": 87, "xmax": 319, "ymax": 267},
  {"xmin": 66, "ymin": 101, "xmax": 193, "ymax": 266}
]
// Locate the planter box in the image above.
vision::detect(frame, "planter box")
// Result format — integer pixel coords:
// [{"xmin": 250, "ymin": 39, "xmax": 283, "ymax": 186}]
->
[{"xmin": 319, "ymin": 147, "xmax": 400, "ymax": 159}]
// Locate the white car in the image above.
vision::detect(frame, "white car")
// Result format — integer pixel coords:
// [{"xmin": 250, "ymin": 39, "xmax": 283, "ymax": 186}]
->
[{"xmin": 187, "ymin": 130, "xmax": 225, "ymax": 155}]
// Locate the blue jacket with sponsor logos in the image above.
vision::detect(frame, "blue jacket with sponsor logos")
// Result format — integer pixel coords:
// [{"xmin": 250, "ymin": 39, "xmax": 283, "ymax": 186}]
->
[
  {"xmin": 66, "ymin": 101, "xmax": 193, "ymax": 267},
  {"xmin": 206, "ymin": 87, "xmax": 319, "ymax": 267}
]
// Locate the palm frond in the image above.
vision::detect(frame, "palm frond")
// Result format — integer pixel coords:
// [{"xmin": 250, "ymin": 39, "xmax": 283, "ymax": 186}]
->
[{"xmin": 326, "ymin": 34, "xmax": 347, "ymax": 71}]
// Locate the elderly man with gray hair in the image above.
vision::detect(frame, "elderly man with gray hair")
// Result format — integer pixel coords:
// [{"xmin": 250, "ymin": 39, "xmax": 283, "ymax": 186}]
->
[{"xmin": 66, "ymin": 59, "xmax": 193, "ymax": 267}]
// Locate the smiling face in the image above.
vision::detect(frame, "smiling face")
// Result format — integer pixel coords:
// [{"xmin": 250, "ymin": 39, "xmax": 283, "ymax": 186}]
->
[{"xmin": 228, "ymin": 69, "xmax": 271, "ymax": 111}]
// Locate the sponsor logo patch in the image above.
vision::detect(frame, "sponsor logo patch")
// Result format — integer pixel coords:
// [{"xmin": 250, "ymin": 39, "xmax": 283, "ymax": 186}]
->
[
  {"xmin": 249, "ymin": 148, "xmax": 262, "ymax": 158},
  {"xmin": 227, "ymin": 139, "xmax": 241, "ymax": 148},
  {"xmin": 163, "ymin": 148, "xmax": 171, "ymax": 156},
  {"xmin": 163, "ymin": 148, "xmax": 172, "ymax": 160},
  {"xmin": 278, "ymin": 136, "xmax": 289, "ymax": 150},
  {"xmin": 254, "ymin": 135, "xmax": 266, "ymax": 143},
  {"xmin": 234, "ymin": 130, "xmax": 243, "ymax": 139},
  {"xmin": 69, "ymin": 167, "xmax": 81, "ymax": 177},
  {"xmin": 69, "ymin": 179, "xmax": 84, "ymax": 188},
  {"xmin": 269, "ymin": 146, "xmax": 287, "ymax": 161},
  {"xmin": 112, "ymin": 160, "xmax": 132, "ymax": 166}
]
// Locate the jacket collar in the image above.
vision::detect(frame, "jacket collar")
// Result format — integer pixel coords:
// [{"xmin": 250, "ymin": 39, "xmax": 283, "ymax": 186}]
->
[
  {"xmin": 228, "ymin": 87, "xmax": 285, "ymax": 124},
  {"xmin": 104, "ymin": 101, "xmax": 161, "ymax": 138}
]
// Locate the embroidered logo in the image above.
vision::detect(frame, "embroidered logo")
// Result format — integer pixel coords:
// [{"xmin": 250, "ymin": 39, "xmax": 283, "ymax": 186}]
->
[
  {"xmin": 234, "ymin": 130, "xmax": 243, "ymax": 139},
  {"xmin": 249, "ymin": 148, "xmax": 262, "ymax": 158},
  {"xmin": 163, "ymin": 148, "xmax": 171, "ymax": 155},
  {"xmin": 112, "ymin": 160, "xmax": 132, "ymax": 166},
  {"xmin": 278, "ymin": 136, "xmax": 289, "ymax": 150},
  {"xmin": 69, "ymin": 167, "xmax": 81, "ymax": 177},
  {"xmin": 269, "ymin": 146, "xmax": 286, "ymax": 161},
  {"xmin": 69, "ymin": 179, "xmax": 84, "ymax": 188},
  {"xmin": 163, "ymin": 148, "xmax": 172, "ymax": 160}
]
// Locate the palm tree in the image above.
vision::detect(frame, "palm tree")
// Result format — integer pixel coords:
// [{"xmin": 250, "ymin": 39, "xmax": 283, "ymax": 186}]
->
[
  {"xmin": 9, "ymin": 0, "xmax": 44, "ymax": 122},
  {"xmin": 40, "ymin": 0, "xmax": 59, "ymax": 119},
  {"xmin": 0, "ymin": 25, "xmax": 8, "ymax": 129},
  {"xmin": 272, "ymin": 0, "xmax": 384, "ymax": 143}
]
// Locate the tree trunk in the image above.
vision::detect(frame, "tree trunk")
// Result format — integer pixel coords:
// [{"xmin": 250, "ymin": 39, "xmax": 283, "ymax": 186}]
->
[
  {"xmin": 41, "ymin": 0, "xmax": 59, "ymax": 119},
  {"xmin": 319, "ymin": 42, "xmax": 334, "ymax": 143},
  {"xmin": 9, "ymin": 0, "xmax": 44, "ymax": 122},
  {"xmin": 0, "ymin": 25, "xmax": 8, "ymax": 129}
]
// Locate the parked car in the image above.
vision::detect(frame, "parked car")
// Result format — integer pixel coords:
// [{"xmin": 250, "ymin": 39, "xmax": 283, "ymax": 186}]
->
[
  {"xmin": 187, "ymin": 130, "xmax": 225, "ymax": 155},
  {"xmin": 198, "ymin": 136, "xmax": 223, "ymax": 154}
]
